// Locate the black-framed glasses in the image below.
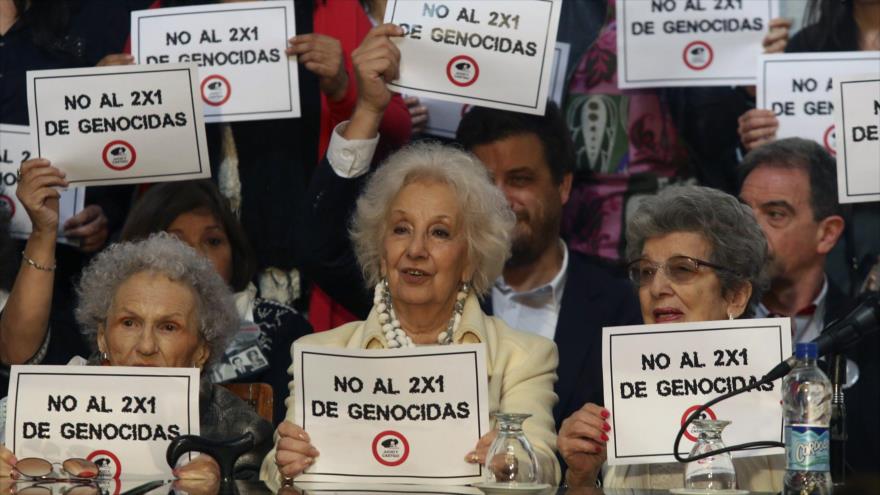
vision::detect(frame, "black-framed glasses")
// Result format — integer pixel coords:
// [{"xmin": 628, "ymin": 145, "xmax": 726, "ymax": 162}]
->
[
  {"xmin": 13, "ymin": 457, "xmax": 100, "ymax": 482},
  {"xmin": 627, "ymin": 255, "xmax": 739, "ymax": 287}
]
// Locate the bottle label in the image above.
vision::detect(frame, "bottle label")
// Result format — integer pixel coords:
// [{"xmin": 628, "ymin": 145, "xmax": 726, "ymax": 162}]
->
[{"xmin": 785, "ymin": 424, "xmax": 830, "ymax": 472}]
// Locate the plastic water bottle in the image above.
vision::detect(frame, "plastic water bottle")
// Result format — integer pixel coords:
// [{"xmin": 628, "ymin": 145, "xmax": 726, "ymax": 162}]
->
[{"xmin": 782, "ymin": 342, "xmax": 832, "ymax": 494}]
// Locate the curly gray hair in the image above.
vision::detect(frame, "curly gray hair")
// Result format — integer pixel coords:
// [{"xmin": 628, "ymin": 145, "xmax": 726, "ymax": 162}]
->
[
  {"xmin": 350, "ymin": 141, "xmax": 515, "ymax": 296},
  {"xmin": 625, "ymin": 185, "xmax": 769, "ymax": 315},
  {"xmin": 75, "ymin": 233, "xmax": 238, "ymax": 365}
]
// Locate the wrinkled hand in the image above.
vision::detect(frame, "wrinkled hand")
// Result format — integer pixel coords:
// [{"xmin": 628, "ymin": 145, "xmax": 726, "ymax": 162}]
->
[
  {"xmin": 352, "ymin": 23, "xmax": 403, "ymax": 117},
  {"xmin": 464, "ymin": 429, "xmax": 497, "ymax": 465},
  {"xmin": 63, "ymin": 204, "xmax": 109, "ymax": 253},
  {"xmin": 174, "ymin": 454, "xmax": 220, "ymax": 481},
  {"xmin": 738, "ymin": 108, "xmax": 779, "ymax": 151},
  {"xmin": 405, "ymin": 96, "xmax": 429, "ymax": 134},
  {"xmin": 0, "ymin": 444, "xmax": 16, "ymax": 478},
  {"xmin": 15, "ymin": 159, "xmax": 67, "ymax": 236},
  {"xmin": 763, "ymin": 18, "xmax": 792, "ymax": 54},
  {"xmin": 275, "ymin": 421, "xmax": 320, "ymax": 480},
  {"xmin": 96, "ymin": 53, "xmax": 135, "ymax": 67},
  {"xmin": 288, "ymin": 33, "xmax": 348, "ymax": 101},
  {"xmin": 558, "ymin": 403, "xmax": 610, "ymax": 487}
]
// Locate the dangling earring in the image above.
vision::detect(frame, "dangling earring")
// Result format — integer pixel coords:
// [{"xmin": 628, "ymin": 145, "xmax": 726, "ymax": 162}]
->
[
  {"xmin": 101, "ymin": 351, "xmax": 109, "ymax": 364},
  {"xmin": 728, "ymin": 312, "xmax": 735, "ymax": 320}
]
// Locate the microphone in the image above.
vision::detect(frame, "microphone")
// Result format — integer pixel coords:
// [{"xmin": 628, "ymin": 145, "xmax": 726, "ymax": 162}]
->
[{"xmin": 763, "ymin": 292, "xmax": 880, "ymax": 382}]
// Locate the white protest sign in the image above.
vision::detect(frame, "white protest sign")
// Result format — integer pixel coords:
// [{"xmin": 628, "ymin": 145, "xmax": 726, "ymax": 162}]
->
[
  {"xmin": 5, "ymin": 365, "xmax": 200, "ymax": 479},
  {"xmin": 617, "ymin": 0, "xmax": 779, "ymax": 88},
  {"xmin": 296, "ymin": 483, "xmax": 483, "ymax": 495},
  {"xmin": 385, "ymin": 0, "xmax": 562, "ymax": 116},
  {"xmin": 294, "ymin": 344, "xmax": 490, "ymax": 484},
  {"xmin": 132, "ymin": 0, "xmax": 300, "ymax": 123},
  {"xmin": 26, "ymin": 64, "xmax": 210, "ymax": 187},
  {"xmin": 0, "ymin": 124, "xmax": 85, "ymax": 246},
  {"xmin": 757, "ymin": 52, "xmax": 880, "ymax": 157},
  {"xmin": 603, "ymin": 319, "xmax": 791, "ymax": 465},
  {"xmin": 833, "ymin": 75, "xmax": 880, "ymax": 204},
  {"xmin": 419, "ymin": 41, "xmax": 570, "ymax": 139}
]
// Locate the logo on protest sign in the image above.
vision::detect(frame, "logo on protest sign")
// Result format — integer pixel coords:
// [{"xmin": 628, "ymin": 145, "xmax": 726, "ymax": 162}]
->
[
  {"xmin": 101, "ymin": 140, "xmax": 137, "ymax": 171},
  {"xmin": 823, "ymin": 125, "xmax": 837, "ymax": 156},
  {"xmin": 683, "ymin": 41, "xmax": 713, "ymax": 71},
  {"xmin": 87, "ymin": 449, "xmax": 122, "ymax": 479},
  {"xmin": 680, "ymin": 404, "xmax": 717, "ymax": 443},
  {"xmin": 372, "ymin": 430, "xmax": 410, "ymax": 466},
  {"xmin": 446, "ymin": 55, "xmax": 479, "ymax": 87},
  {"xmin": 0, "ymin": 194, "xmax": 15, "ymax": 218},
  {"xmin": 201, "ymin": 74, "xmax": 232, "ymax": 107}
]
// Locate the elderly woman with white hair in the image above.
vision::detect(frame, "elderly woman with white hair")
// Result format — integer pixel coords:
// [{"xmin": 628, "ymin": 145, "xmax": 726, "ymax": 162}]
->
[
  {"xmin": 0, "ymin": 160, "xmax": 273, "ymax": 480},
  {"xmin": 260, "ymin": 27, "xmax": 559, "ymax": 488},
  {"xmin": 262, "ymin": 139, "xmax": 560, "ymax": 485}
]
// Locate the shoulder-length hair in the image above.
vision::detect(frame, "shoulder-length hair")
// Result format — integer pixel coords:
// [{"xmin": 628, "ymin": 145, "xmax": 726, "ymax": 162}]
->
[
  {"xmin": 350, "ymin": 142, "xmax": 515, "ymax": 297},
  {"xmin": 121, "ymin": 180, "xmax": 256, "ymax": 292}
]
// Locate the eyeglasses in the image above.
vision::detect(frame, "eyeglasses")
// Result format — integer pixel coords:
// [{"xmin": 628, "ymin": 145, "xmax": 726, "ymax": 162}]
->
[
  {"xmin": 13, "ymin": 457, "xmax": 100, "ymax": 481},
  {"xmin": 16, "ymin": 482, "xmax": 99, "ymax": 495},
  {"xmin": 627, "ymin": 255, "xmax": 739, "ymax": 286}
]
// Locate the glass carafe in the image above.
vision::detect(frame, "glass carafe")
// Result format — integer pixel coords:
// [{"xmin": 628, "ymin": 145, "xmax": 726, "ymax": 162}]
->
[
  {"xmin": 484, "ymin": 413, "xmax": 542, "ymax": 485},
  {"xmin": 684, "ymin": 419, "xmax": 736, "ymax": 490}
]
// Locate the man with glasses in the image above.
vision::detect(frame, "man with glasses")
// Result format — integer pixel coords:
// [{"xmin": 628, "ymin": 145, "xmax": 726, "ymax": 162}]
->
[{"xmin": 738, "ymin": 137, "xmax": 878, "ymax": 478}]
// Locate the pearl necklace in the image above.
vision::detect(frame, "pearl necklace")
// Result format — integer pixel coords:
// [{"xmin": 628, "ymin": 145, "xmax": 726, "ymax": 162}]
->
[{"xmin": 374, "ymin": 279, "xmax": 468, "ymax": 348}]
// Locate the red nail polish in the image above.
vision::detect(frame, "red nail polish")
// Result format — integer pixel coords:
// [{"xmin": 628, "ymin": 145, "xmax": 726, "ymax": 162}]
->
[
  {"xmin": 601, "ymin": 409, "xmax": 610, "ymax": 419},
  {"xmin": 603, "ymin": 422, "xmax": 611, "ymax": 432},
  {"xmin": 600, "ymin": 433, "xmax": 609, "ymax": 442}
]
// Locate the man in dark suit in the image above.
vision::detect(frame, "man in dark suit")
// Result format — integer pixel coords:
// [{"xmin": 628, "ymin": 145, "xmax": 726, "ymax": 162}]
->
[
  {"xmin": 456, "ymin": 105, "xmax": 643, "ymax": 431},
  {"xmin": 739, "ymin": 137, "xmax": 879, "ymax": 479}
]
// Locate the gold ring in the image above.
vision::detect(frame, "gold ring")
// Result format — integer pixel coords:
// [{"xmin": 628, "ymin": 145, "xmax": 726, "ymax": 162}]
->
[{"xmin": 470, "ymin": 453, "xmax": 480, "ymax": 463}]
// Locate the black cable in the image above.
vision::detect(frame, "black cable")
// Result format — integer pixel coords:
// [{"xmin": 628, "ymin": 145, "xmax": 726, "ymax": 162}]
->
[{"xmin": 674, "ymin": 374, "xmax": 784, "ymax": 463}]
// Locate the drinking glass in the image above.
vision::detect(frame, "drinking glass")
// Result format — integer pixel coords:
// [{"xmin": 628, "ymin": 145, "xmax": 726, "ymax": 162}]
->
[
  {"xmin": 484, "ymin": 413, "xmax": 542, "ymax": 485},
  {"xmin": 684, "ymin": 419, "xmax": 736, "ymax": 490}
]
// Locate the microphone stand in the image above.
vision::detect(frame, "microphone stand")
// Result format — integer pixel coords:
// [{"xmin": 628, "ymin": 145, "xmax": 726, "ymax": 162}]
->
[{"xmin": 829, "ymin": 354, "xmax": 847, "ymax": 486}]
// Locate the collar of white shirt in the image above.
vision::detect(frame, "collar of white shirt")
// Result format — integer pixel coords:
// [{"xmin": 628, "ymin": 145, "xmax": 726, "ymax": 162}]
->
[
  {"xmin": 756, "ymin": 275, "xmax": 828, "ymax": 343},
  {"xmin": 491, "ymin": 241, "xmax": 569, "ymax": 340}
]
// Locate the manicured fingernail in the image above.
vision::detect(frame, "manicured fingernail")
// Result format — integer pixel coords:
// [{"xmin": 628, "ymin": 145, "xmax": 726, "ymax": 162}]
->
[
  {"xmin": 600, "ymin": 433, "xmax": 609, "ymax": 442},
  {"xmin": 601, "ymin": 409, "xmax": 610, "ymax": 419},
  {"xmin": 603, "ymin": 422, "xmax": 611, "ymax": 432}
]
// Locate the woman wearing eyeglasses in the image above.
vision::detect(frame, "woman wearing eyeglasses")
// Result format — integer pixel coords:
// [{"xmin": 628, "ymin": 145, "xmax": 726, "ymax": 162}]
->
[{"xmin": 557, "ymin": 185, "xmax": 784, "ymax": 491}]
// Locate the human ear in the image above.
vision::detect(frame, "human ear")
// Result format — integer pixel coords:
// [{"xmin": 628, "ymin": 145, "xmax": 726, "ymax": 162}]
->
[
  {"xmin": 559, "ymin": 172, "xmax": 573, "ymax": 206},
  {"xmin": 193, "ymin": 340, "xmax": 210, "ymax": 369},
  {"xmin": 815, "ymin": 215, "xmax": 844, "ymax": 256},
  {"xmin": 725, "ymin": 282, "xmax": 753, "ymax": 318},
  {"xmin": 96, "ymin": 323, "xmax": 107, "ymax": 355}
]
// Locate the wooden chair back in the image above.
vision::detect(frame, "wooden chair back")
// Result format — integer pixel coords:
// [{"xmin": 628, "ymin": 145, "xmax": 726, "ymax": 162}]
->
[{"xmin": 222, "ymin": 382, "xmax": 274, "ymax": 423}]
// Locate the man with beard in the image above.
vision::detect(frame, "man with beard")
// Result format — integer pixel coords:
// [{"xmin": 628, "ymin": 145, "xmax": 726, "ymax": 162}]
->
[
  {"xmin": 738, "ymin": 137, "xmax": 879, "ymax": 477},
  {"xmin": 456, "ymin": 104, "xmax": 642, "ymax": 431}
]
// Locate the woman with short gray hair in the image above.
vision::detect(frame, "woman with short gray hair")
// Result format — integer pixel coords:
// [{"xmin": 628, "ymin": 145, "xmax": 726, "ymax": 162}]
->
[
  {"xmin": 1, "ymin": 159, "xmax": 272, "ymax": 481},
  {"xmin": 559, "ymin": 185, "xmax": 782, "ymax": 491}
]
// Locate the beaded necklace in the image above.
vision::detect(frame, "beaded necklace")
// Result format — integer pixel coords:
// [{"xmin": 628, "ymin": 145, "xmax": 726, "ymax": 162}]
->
[{"xmin": 374, "ymin": 278, "xmax": 468, "ymax": 348}]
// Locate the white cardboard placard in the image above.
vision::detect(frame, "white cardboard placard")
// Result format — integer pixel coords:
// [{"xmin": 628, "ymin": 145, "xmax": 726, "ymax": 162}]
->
[
  {"xmin": 617, "ymin": 0, "xmax": 779, "ymax": 88},
  {"xmin": 603, "ymin": 319, "xmax": 791, "ymax": 465},
  {"xmin": 131, "ymin": 0, "xmax": 300, "ymax": 123},
  {"xmin": 294, "ymin": 344, "xmax": 490, "ymax": 484},
  {"xmin": 0, "ymin": 124, "xmax": 85, "ymax": 245},
  {"xmin": 757, "ymin": 51, "xmax": 880, "ymax": 157},
  {"xmin": 385, "ymin": 0, "xmax": 562, "ymax": 116},
  {"xmin": 26, "ymin": 64, "xmax": 210, "ymax": 187},
  {"xmin": 5, "ymin": 365, "xmax": 200, "ymax": 479},
  {"xmin": 833, "ymin": 75, "xmax": 880, "ymax": 204},
  {"xmin": 418, "ymin": 41, "xmax": 570, "ymax": 139}
]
